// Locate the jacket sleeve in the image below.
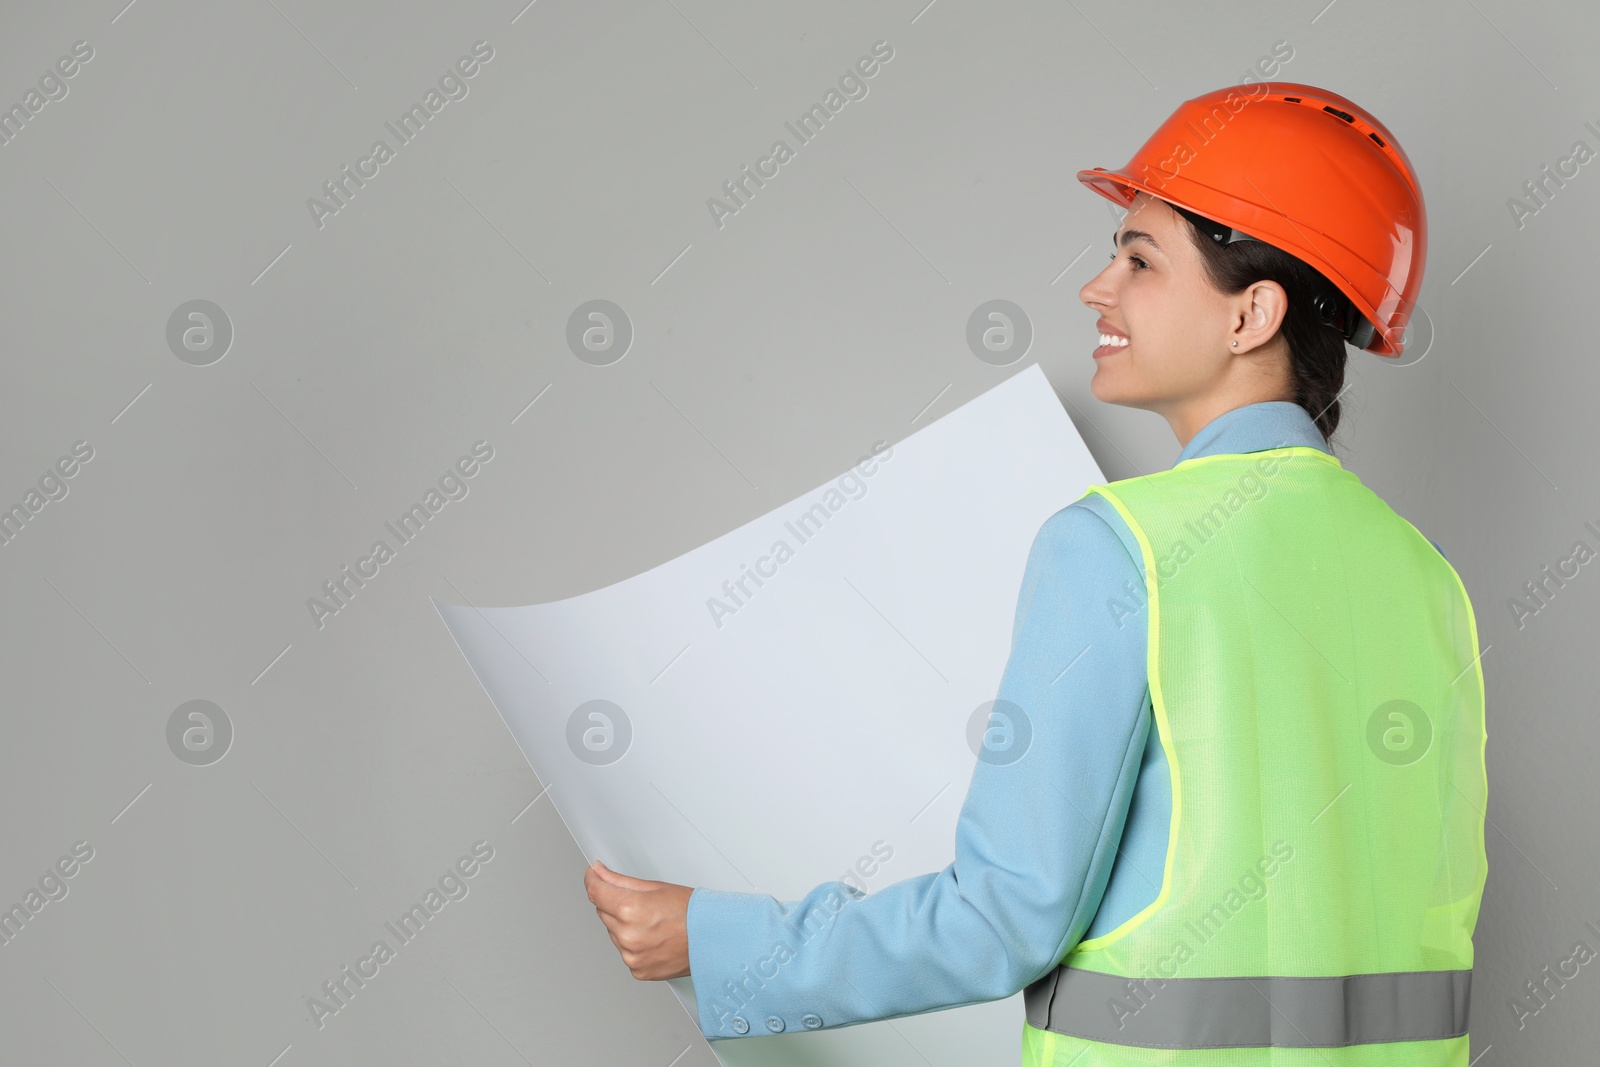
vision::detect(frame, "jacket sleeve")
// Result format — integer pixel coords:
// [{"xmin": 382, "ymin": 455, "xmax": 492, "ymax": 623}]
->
[{"xmin": 684, "ymin": 500, "xmax": 1153, "ymax": 1039}]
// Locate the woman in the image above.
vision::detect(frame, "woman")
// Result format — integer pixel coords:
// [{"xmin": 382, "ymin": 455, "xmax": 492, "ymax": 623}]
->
[{"xmin": 585, "ymin": 82, "xmax": 1488, "ymax": 1066}]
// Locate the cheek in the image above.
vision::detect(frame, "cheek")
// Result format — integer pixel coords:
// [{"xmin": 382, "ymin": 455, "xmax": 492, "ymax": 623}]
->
[
  {"xmin": 1120, "ymin": 283, "xmax": 1170, "ymax": 344},
  {"xmin": 1130, "ymin": 282, "xmax": 1204, "ymax": 348}
]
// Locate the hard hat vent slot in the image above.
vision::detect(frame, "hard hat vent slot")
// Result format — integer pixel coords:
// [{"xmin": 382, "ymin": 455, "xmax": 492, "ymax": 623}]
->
[
  {"xmin": 1322, "ymin": 105, "xmax": 1355, "ymax": 124},
  {"xmin": 1368, "ymin": 131, "xmax": 1386, "ymax": 147}
]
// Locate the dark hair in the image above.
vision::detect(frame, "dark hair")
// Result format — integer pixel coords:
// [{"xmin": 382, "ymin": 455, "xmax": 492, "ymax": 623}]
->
[{"xmin": 1176, "ymin": 216, "xmax": 1351, "ymax": 448}]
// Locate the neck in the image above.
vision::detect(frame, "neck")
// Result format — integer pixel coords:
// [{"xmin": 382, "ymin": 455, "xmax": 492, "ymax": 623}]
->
[{"xmin": 1163, "ymin": 344, "xmax": 1295, "ymax": 447}]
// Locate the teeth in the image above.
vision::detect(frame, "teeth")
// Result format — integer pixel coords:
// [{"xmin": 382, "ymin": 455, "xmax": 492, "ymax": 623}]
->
[{"xmin": 1099, "ymin": 333, "xmax": 1129, "ymax": 347}]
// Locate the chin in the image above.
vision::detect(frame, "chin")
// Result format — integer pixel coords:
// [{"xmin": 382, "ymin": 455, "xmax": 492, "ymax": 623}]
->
[
  {"xmin": 1089, "ymin": 369, "xmax": 1148, "ymax": 410},
  {"xmin": 1089, "ymin": 368, "xmax": 1120, "ymax": 404}
]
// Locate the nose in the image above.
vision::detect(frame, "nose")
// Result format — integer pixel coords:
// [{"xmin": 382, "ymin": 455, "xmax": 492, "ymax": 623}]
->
[{"xmin": 1080, "ymin": 256, "xmax": 1117, "ymax": 312}]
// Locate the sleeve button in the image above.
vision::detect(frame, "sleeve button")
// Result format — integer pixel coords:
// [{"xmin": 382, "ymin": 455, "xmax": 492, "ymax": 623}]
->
[
  {"xmin": 730, "ymin": 1016, "xmax": 750, "ymax": 1034},
  {"xmin": 765, "ymin": 1015, "xmax": 785, "ymax": 1032},
  {"xmin": 801, "ymin": 1014, "xmax": 823, "ymax": 1029}
]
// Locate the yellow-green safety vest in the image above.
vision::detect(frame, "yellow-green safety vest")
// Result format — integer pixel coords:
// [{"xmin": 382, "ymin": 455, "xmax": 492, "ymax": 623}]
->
[{"xmin": 1022, "ymin": 446, "xmax": 1488, "ymax": 1066}]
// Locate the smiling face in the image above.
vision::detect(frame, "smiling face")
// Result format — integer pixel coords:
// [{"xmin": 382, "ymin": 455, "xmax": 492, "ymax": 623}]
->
[{"xmin": 1079, "ymin": 191, "xmax": 1293, "ymax": 443}]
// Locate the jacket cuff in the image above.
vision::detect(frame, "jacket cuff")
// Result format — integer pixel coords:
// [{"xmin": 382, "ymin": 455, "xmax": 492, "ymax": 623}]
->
[{"xmin": 687, "ymin": 885, "xmax": 821, "ymax": 1040}]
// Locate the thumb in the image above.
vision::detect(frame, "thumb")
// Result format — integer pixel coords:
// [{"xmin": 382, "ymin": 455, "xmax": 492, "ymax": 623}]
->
[{"xmin": 592, "ymin": 860, "xmax": 656, "ymax": 891}]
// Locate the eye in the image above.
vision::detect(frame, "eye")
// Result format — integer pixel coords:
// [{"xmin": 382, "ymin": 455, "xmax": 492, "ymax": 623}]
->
[{"xmin": 1110, "ymin": 252, "xmax": 1149, "ymax": 270}]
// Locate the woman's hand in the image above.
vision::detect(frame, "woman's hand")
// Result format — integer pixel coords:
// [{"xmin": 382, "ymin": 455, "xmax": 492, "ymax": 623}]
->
[{"xmin": 583, "ymin": 860, "xmax": 694, "ymax": 980}]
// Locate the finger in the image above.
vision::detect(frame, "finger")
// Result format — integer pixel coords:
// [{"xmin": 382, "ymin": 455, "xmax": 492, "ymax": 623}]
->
[
  {"xmin": 587, "ymin": 879, "xmax": 628, "ymax": 921},
  {"xmin": 595, "ymin": 908, "xmax": 625, "ymax": 943}
]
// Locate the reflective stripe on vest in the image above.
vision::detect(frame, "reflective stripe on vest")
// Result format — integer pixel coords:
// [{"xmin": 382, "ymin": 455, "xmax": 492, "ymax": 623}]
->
[
  {"xmin": 1020, "ymin": 447, "xmax": 1488, "ymax": 1064},
  {"xmin": 1024, "ymin": 966, "xmax": 1471, "ymax": 1048}
]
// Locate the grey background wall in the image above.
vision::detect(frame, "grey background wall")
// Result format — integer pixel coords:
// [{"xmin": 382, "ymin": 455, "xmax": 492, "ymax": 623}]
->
[{"xmin": 0, "ymin": 0, "xmax": 1594, "ymax": 1063}]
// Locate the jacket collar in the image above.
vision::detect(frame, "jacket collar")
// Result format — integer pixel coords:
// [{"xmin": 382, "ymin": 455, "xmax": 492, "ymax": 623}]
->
[{"xmin": 1173, "ymin": 400, "xmax": 1331, "ymax": 468}]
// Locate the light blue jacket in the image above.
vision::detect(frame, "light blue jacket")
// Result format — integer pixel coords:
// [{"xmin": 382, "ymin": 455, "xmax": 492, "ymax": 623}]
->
[{"xmin": 684, "ymin": 398, "xmax": 1447, "ymax": 1039}]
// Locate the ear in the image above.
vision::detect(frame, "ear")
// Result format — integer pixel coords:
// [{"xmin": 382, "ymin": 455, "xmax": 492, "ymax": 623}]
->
[{"xmin": 1228, "ymin": 280, "xmax": 1288, "ymax": 354}]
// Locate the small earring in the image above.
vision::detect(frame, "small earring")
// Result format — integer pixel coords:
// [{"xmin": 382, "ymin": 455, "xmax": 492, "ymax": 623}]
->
[{"xmin": 1231, "ymin": 341, "xmax": 1238, "ymax": 347}]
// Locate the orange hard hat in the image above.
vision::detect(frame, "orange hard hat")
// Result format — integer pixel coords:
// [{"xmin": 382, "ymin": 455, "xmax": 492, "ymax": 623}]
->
[{"xmin": 1077, "ymin": 82, "xmax": 1426, "ymax": 358}]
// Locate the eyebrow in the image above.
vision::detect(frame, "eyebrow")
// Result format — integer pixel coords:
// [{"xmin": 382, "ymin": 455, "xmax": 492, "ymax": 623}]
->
[{"xmin": 1112, "ymin": 228, "xmax": 1163, "ymax": 253}]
